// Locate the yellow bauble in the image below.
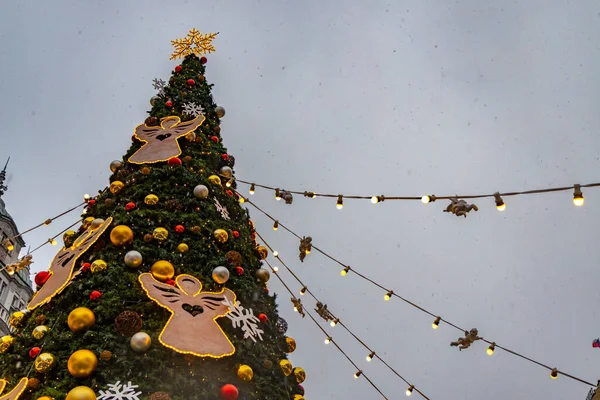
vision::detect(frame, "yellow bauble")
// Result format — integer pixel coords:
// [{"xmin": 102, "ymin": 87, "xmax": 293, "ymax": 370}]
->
[
  {"xmin": 68, "ymin": 349, "xmax": 98, "ymax": 378},
  {"xmin": 256, "ymin": 246, "xmax": 269, "ymax": 260},
  {"xmin": 37, "ymin": 397, "xmax": 54, "ymax": 400},
  {"xmin": 66, "ymin": 386, "xmax": 96, "ymax": 400},
  {"xmin": 82, "ymin": 217, "xmax": 95, "ymax": 229},
  {"xmin": 293, "ymin": 367, "xmax": 306, "ymax": 384},
  {"xmin": 109, "ymin": 181, "xmax": 124, "ymax": 194},
  {"xmin": 152, "ymin": 227, "xmax": 169, "ymax": 242},
  {"xmin": 68, "ymin": 307, "xmax": 95, "ymax": 333},
  {"xmin": 279, "ymin": 360, "xmax": 293, "ymax": 376},
  {"xmin": 151, "ymin": 260, "xmax": 175, "ymax": 281},
  {"xmin": 286, "ymin": 337, "xmax": 296, "ymax": 353},
  {"xmin": 213, "ymin": 229, "xmax": 228, "ymax": 244},
  {"xmin": 34, "ymin": 352, "xmax": 55, "ymax": 373},
  {"xmin": 90, "ymin": 260, "xmax": 107, "ymax": 273},
  {"xmin": 208, "ymin": 175, "xmax": 222, "ymax": 185},
  {"xmin": 110, "ymin": 225, "xmax": 134, "ymax": 246},
  {"xmin": 9, "ymin": 311, "xmax": 25, "ymax": 329},
  {"xmin": 293, "ymin": 396, "xmax": 305, "ymax": 400},
  {"xmin": 144, "ymin": 194, "xmax": 159, "ymax": 205},
  {"xmin": 177, "ymin": 243, "xmax": 189, "ymax": 253},
  {"xmin": 0, "ymin": 335, "xmax": 14, "ymax": 353},
  {"xmin": 32, "ymin": 325, "xmax": 49, "ymax": 340},
  {"xmin": 63, "ymin": 230, "xmax": 76, "ymax": 246},
  {"xmin": 237, "ymin": 364, "xmax": 253, "ymax": 381}
]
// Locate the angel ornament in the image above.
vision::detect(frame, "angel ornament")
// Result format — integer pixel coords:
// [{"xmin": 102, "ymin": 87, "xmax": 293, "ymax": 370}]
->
[
  {"xmin": 128, "ymin": 114, "xmax": 205, "ymax": 164},
  {"xmin": 139, "ymin": 273, "xmax": 236, "ymax": 357},
  {"xmin": 444, "ymin": 198, "xmax": 479, "ymax": 218},
  {"xmin": 450, "ymin": 328, "xmax": 480, "ymax": 351}
]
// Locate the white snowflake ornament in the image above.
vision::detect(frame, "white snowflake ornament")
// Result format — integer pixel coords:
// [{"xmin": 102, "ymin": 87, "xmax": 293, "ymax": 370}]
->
[
  {"xmin": 97, "ymin": 381, "xmax": 142, "ymax": 400},
  {"xmin": 214, "ymin": 197, "xmax": 230, "ymax": 220},
  {"xmin": 222, "ymin": 297, "xmax": 264, "ymax": 343},
  {"xmin": 182, "ymin": 102, "xmax": 205, "ymax": 117},
  {"xmin": 152, "ymin": 78, "xmax": 166, "ymax": 91}
]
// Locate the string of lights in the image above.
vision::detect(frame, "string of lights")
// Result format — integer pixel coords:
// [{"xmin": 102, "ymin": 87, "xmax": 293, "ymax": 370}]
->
[
  {"xmin": 242, "ymin": 195, "xmax": 597, "ymax": 388},
  {"xmin": 231, "ymin": 177, "xmax": 599, "ymax": 210},
  {"xmin": 255, "ymin": 230, "xmax": 430, "ymax": 399},
  {"xmin": 262, "ymin": 257, "xmax": 390, "ymax": 400}
]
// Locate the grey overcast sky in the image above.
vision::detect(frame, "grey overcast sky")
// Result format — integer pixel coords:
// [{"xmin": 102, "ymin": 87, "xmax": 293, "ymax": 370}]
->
[{"xmin": 1, "ymin": 1, "xmax": 600, "ymax": 399}]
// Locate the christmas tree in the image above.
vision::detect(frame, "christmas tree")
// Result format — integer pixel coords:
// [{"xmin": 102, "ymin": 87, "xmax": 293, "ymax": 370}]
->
[{"xmin": 0, "ymin": 29, "xmax": 305, "ymax": 400}]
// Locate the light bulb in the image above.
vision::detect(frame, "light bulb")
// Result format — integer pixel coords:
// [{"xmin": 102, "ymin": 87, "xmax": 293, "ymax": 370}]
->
[
  {"xmin": 341, "ymin": 266, "xmax": 350, "ymax": 276},
  {"xmin": 273, "ymin": 221, "xmax": 279, "ymax": 231},
  {"xmin": 49, "ymin": 239, "xmax": 57, "ymax": 246},
  {"xmin": 239, "ymin": 197, "xmax": 245, "ymax": 204},
  {"xmin": 305, "ymin": 249, "xmax": 311, "ymax": 255},
  {"xmin": 336, "ymin": 195, "xmax": 344, "ymax": 209},
  {"xmin": 406, "ymin": 385, "xmax": 414, "ymax": 396},
  {"xmin": 354, "ymin": 370, "xmax": 362, "ymax": 379},
  {"xmin": 225, "ymin": 178, "xmax": 233, "ymax": 187},
  {"xmin": 4, "ymin": 240, "xmax": 14, "ymax": 252},
  {"xmin": 384, "ymin": 290, "xmax": 393, "ymax": 301},
  {"xmin": 371, "ymin": 196, "xmax": 379, "ymax": 204},
  {"xmin": 272, "ymin": 266, "xmax": 279, "ymax": 272},
  {"xmin": 494, "ymin": 192, "xmax": 506, "ymax": 211},
  {"xmin": 299, "ymin": 286, "xmax": 307, "ymax": 295},
  {"xmin": 550, "ymin": 368, "xmax": 558, "ymax": 379},
  {"xmin": 487, "ymin": 342, "xmax": 495, "ymax": 356},
  {"xmin": 309, "ymin": 192, "xmax": 317, "ymax": 198},
  {"xmin": 366, "ymin": 352, "xmax": 375, "ymax": 362},
  {"xmin": 293, "ymin": 306, "xmax": 298, "ymax": 312},
  {"xmin": 83, "ymin": 193, "xmax": 90, "ymax": 201},
  {"xmin": 275, "ymin": 188, "xmax": 281, "ymax": 201},
  {"xmin": 6, "ymin": 266, "xmax": 14, "ymax": 276},
  {"xmin": 573, "ymin": 184, "xmax": 584, "ymax": 206},
  {"xmin": 249, "ymin": 183, "xmax": 255, "ymax": 195},
  {"xmin": 330, "ymin": 318, "xmax": 339, "ymax": 327},
  {"xmin": 82, "ymin": 208, "xmax": 88, "ymax": 214},
  {"xmin": 324, "ymin": 336, "xmax": 331, "ymax": 344},
  {"xmin": 421, "ymin": 195, "xmax": 431, "ymax": 204},
  {"xmin": 273, "ymin": 250, "xmax": 279, "ymax": 257},
  {"xmin": 432, "ymin": 316, "xmax": 441, "ymax": 329}
]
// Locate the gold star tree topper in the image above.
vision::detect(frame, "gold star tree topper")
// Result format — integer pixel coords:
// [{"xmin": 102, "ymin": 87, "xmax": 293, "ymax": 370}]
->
[{"xmin": 170, "ymin": 28, "xmax": 218, "ymax": 60}]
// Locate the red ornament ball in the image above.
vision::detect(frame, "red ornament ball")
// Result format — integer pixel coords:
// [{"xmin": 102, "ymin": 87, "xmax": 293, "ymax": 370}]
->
[
  {"xmin": 175, "ymin": 225, "xmax": 185, "ymax": 233},
  {"xmin": 235, "ymin": 266, "xmax": 244, "ymax": 276},
  {"xmin": 168, "ymin": 157, "xmax": 182, "ymax": 165},
  {"xmin": 187, "ymin": 79, "xmax": 195, "ymax": 86},
  {"xmin": 200, "ymin": 57, "xmax": 208, "ymax": 65},
  {"xmin": 125, "ymin": 202, "xmax": 136, "ymax": 211},
  {"xmin": 226, "ymin": 190, "xmax": 233, "ymax": 197},
  {"xmin": 88, "ymin": 199, "xmax": 96, "ymax": 206},
  {"xmin": 81, "ymin": 263, "xmax": 91, "ymax": 272},
  {"xmin": 131, "ymin": 134, "xmax": 138, "ymax": 142},
  {"xmin": 210, "ymin": 136, "xmax": 219, "ymax": 143},
  {"xmin": 232, "ymin": 231, "xmax": 240, "ymax": 238},
  {"xmin": 175, "ymin": 65, "xmax": 182, "ymax": 73},
  {"xmin": 258, "ymin": 313, "xmax": 268, "ymax": 324},
  {"xmin": 166, "ymin": 279, "xmax": 176, "ymax": 287},
  {"xmin": 221, "ymin": 154, "xmax": 229, "ymax": 161},
  {"xmin": 90, "ymin": 290, "xmax": 102, "ymax": 301},
  {"xmin": 166, "ymin": 100, "xmax": 173, "ymax": 107},
  {"xmin": 29, "ymin": 347, "xmax": 41, "ymax": 359},
  {"xmin": 220, "ymin": 384, "xmax": 238, "ymax": 400},
  {"xmin": 34, "ymin": 271, "xmax": 50, "ymax": 286}
]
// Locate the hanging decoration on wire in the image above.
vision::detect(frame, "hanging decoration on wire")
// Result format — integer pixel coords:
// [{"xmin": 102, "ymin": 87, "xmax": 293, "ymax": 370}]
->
[
  {"xmin": 592, "ymin": 338, "xmax": 600, "ymax": 349},
  {"xmin": 443, "ymin": 199, "xmax": 478, "ymax": 218},
  {"xmin": 298, "ymin": 237, "xmax": 312, "ymax": 262},
  {"xmin": 450, "ymin": 329, "xmax": 481, "ymax": 351},
  {"xmin": 314, "ymin": 302, "xmax": 335, "ymax": 323}
]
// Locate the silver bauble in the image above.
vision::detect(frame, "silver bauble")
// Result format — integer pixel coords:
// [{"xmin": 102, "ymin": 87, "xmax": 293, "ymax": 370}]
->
[
  {"xmin": 150, "ymin": 95, "xmax": 160, "ymax": 106},
  {"xmin": 130, "ymin": 332, "xmax": 151, "ymax": 353},
  {"xmin": 255, "ymin": 268, "xmax": 270, "ymax": 283},
  {"xmin": 90, "ymin": 218, "xmax": 105, "ymax": 229},
  {"xmin": 215, "ymin": 106, "xmax": 226, "ymax": 118},
  {"xmin": 193, "ymin": 184, "xmax": 209, "ymax": 199},
  {"xmin": 110, "ymin": 160, "xmax": 123, "ymax": 173},
  {"xmin": 219, "ymin": 166, "xmax": 233, "ymax": 178},
  {"xmin": 212, "ymin": 266, "xmax": 230, "ymax": 284},
  {"xmin": 124, "ymin": 250, "xmax": 143, "ymax": 269}
]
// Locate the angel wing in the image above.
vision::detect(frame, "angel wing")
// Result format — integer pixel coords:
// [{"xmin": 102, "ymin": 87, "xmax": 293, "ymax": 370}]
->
[
  {"xmin": 161, "ymin": 114, "xmax": 206, "ymax": 134},
  {"xmin": 0, "ymin": 377, "xmax": 28, "ymax": 400}
]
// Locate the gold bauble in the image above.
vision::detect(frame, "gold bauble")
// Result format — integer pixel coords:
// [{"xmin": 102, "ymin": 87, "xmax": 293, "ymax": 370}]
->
[
  {"xmin": 293, "ymin": 396, "xmax": 305, "ymax": 400},
  {"xmin": 152, "ymin": 227, "xmax": 169, "ymax": 242},
  {"xmin": 213, "ymin": 229, "xmax": 228, "ymax": 244},
  {"xmin": 66, "ymin": 386, "xmax": 96, "ymax": 400},
  {"xmin": 237, "ymin": 364, "xmax": 253, "ymax": 381},
  {"xmin": 90, "ymin": 259, "xmax": 107, "ymax": 273},
  {"xmin": 248, "ymin": 219, "xmax": 255, "ymax": 230},
  {"xmin": 68, "ymin": 307, "xmax": 95, "ymax": 333},
  {"xmin": 279, "ymin": 359, "xmax": 293, "ymax": 376},
  {"xmin": 177, "ymin": 243, "xmax": 189, "ymax": 253},
  {"xmin": 9, "ymin": 311, "xmax": 25, "ymax": 329},
  {"xmin": 208, "ymin": 175, "xmax": 222, "ymax": 185},
  {"xmin": 144, "ymin": 194, "xmax": 159, "ymax": 205},
  {"xmin": 68, "ymin": 350, "xmax": 98, "ymax": 378},
  {"xmin": 141, "ymin": 167, "xmax": 151, "ymax": 176},
  {"xmin": 151, "ymin": 260, "xmax": 175, "ymax": 282},
  {"xmin": 0, "ymin": 335, "xmax": 14, "ymax": 353},
  {"xmin": 34, "ymin": 352, "xmax": 55, "ymax": 373},
  {"xmin": 37, "ymin": 397, "xmax": 54, "ymax": 400},
  {"xmin": 82, "ymin": 217, "xmax": 95, "ymax": 229},
  {"xmin": 286, "ymin": 337, "xmax": 296, "ymax": 353},
  {"xmin": 293, "ymin": 367, "xmax": 306, "ymax": 384},
  {"xmin": 32, "ymin": 325, "xmax": 49, "ymax": 340},
  {"xmin": 256, "ymin": 246, "xmax": 269, "ymax": 260},
  {"xmin": 110, "ymin": 225, "xmax": 134, "ymax": 246},
  {"xmin": 109, "ymin": 181, "xmax": 124, "ymax": 194},
  {"xmin": 63, "ymin": 230, "xmax": 76, "ymax": 246}
]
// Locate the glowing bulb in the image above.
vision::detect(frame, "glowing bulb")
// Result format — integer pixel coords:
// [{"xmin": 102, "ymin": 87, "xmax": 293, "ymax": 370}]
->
[
  {"xmin": 366, "ymin": 352, "xmax": 375, "ymax": 362},
  {"xmin": 354, "ymin": 370, "xmax": 362, "ymax": 379},
  {"xmin": 275, "ymin": 188, "xmax": 281, "ymax": 201},
  {"xmin": 406, "ymin": 385, "xmax": 414, "ymax": 396},
  {"xmin": 273, "ymin": 250, "xmax": 279, "ymax": 257},
  {"xmin": 305, "ymin": 249, "xmax": 311, "ymax": 254},
  {"xmin": 324, "ymin": 336, "xmax": 331, "ymax": 344},
  {"xmin": 330, "ymin": 318, "xmax": 339, "ymax": 327},
  {"xmin": 249, "ymin": 183, "xmax": 255, "ymax": 195},
  {"xmin": 384, "ymin": 290, "xmax": 393, "ymax": 301},
  {"xmin": 371, "ymin": 196, "xmax": 379, "ymax": 204},
  {"xmin": 309, "ymin": 192, "xmax": 317, "ymax": 198},
  {"xmin": 494, "ymin": 192, "xmax": 506, "ymax": 211},
  {"xmin": 573, "ymin": 184, "xmax": 584, "ymax": 206},
  {"xmin": 82, "ymin": 208, "xmax": 88, "ymax": 214},
  {"xmin": 550, "ymin": 368, "xmax": 558, "ymax": 379},
  {"xmin": 6, "ymin": 266, "xmax": 14, "ymax": 276},
  {"xmin": 432, "ymin": 316, "xmax": 441, "ymax": 329},
  {"xmin": 273, "ymin": 221, "xmax": 279, "ymax": 231},
  {"xmin": 49, "ymin": 239, "xmax": 57, "ymax": 246},
  {"xmin": 341, "ymin": 266, "xmax": 350, "ymax": 276},
  {"xmin": 83, "ymin": 193, "xmax": 90, "ymax": 201},
  {"xmin": 293, "ymin": 306, "xmax": 298, "ymax": 312},
  {"xmin": 239, "ymin": 197, "xmax": 245, "ymax": 204},
  {"xmin": 421, "ymin": 195, "xmax": 431, "ymax": 204},
  {"xmin": 225, "ymin": 178, "xmax": 233, "ymax": 187},
  {"xmin": 336, "ymin": 195, "xmax": 344, "ymax": 210},
  {"xmin": 487, "ymin": 342, "xmax": 495, "ymax": 356},
  {"xmin": 299, "ymin": 286, "xmax": 307, "ymax": 295},
  {"xmin": 272, "ymin": 266, "xmax": 279, "ymax": 272},
  {"xmin": 4, "ymin": 240, "xmax": 14, "ymax": 252}
]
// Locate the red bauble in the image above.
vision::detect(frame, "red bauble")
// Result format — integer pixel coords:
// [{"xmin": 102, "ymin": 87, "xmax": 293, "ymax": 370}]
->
[
  {"xmin": 131, "ymin": 134, "xmax": 138, "ymax": 142},
  {"xmin": 200, "ymin": 57, "xmax": 208, "ymax": 65},
  {"xmin": 175, "ymin": 225, "xmax": 185, "ymax": 233},
  {"xmin": 81, "ymin": 263, "xmax": 91, "ymax": 272},
  {"xmin": 88, "ymin": 199, "xmax": 96, "ymax": 206},
  {"xmin": 226, "ymin": 190, "xmax": 233, "ymax": 197},
  {"xmin": 90, "ymin": 290, "xmax": 102, "ymax": 301},
  {"xmin": 235, "ymin": 266, "xmax": 244, "ymax": 276},
  {"xmin": 34, "ymin": 271, "xmax": 50, "ymax": 286},
  {"xmin": 29, "ymin": 347, "xmax": 41, "ymax": 359},
  {"xmin": 258, "ymin": 313, "xmax": 268, "ymax": 324},
  {"xmin": 220, "ymin": 384, "xmax": 238, "ymax": 400},
  {"xmin": 187, "ymin": 79, "xmax": 195, "ymax": 86},
  {"xmin": 166, "ymin": 279, "xmax": 176, "ymax": 287},
  {"xmin": 232, "ymin": 231, "xmax": 240, "ymax": 238},
  {"xmin": 125, "ymin": 202, "xmax": 136, "ymax": 211},
  {"xmin": 175, "ymin": 65, "xmax": 182, "ymax": 73},
  {"xmin": 166, "ymin": 100, "xmax": 173, "ymax": 107},
  {"xmin": 210, "ymin": 136, "xmax": 218, "ymax": 143},
  {"xmin": 168, "ymin": 157, "xmax": 182, "ymax": 165},
  {"xmin": 221, "ymin": 154, "xmax": 228, "ymax": 161}
]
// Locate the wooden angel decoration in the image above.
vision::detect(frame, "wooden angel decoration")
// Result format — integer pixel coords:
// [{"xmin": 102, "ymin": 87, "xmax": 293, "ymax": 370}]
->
[
  {"xmin": 444, "ymin": 198, "xmax": 479, "ymax": 218},
  {"xmin": 28, "ymin": 217, "xmax": 113, "ymax": 310},
  {"xmin": 450, "ymin": 328, "xmax": 480, "ymax": 351},
  {"xmin": 0, "ymin": 378, "xmax": 28, "ymax": 400},
  {"xmin": 139, "ymin": 273, "xmax": 236, "ymax": 357},
  {"xmin": 128, "ymin": 115, "xmax": 205, "ymax": 164}
]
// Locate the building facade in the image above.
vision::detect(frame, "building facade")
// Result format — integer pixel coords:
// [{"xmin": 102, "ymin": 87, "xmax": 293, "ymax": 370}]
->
[{"xmin": 0, "ymin": 160, "xmax": 33, "ymax": 335}]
